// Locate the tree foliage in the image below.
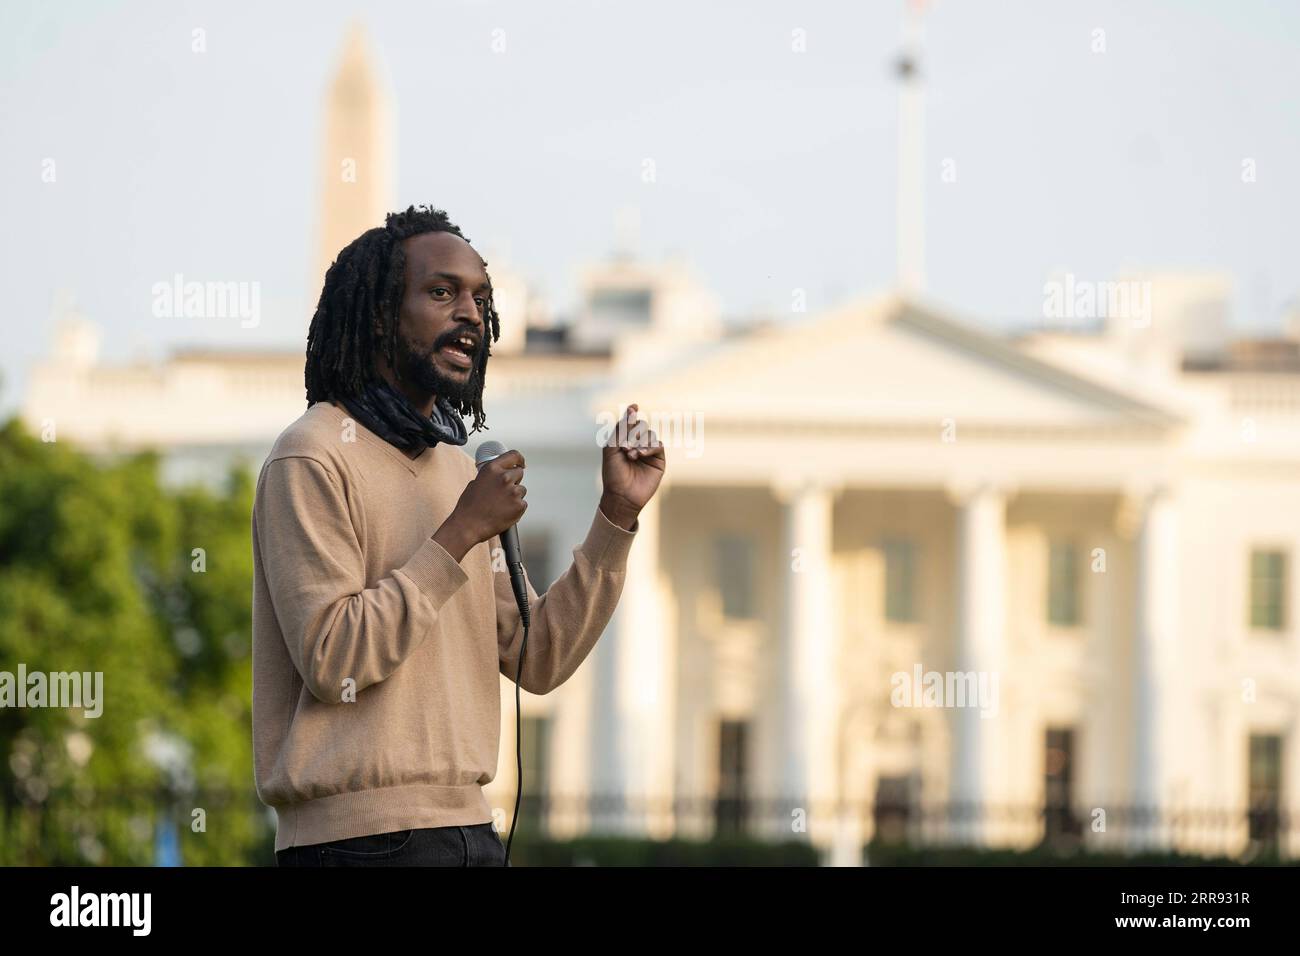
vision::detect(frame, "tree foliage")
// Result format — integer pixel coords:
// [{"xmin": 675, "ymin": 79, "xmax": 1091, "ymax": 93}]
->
[{"xmin": 0, "ymin": 418, "xmax": 268, "ymax": 865}]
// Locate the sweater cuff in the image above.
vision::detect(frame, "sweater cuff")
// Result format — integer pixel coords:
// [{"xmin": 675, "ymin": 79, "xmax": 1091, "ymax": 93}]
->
[
  {"xmin": 395, "ymin": 536, "xmax": 471, "ymax": 607},
  {"xmin": 581, "ymin": 506, "xmax": 639, "ymax": 570}
]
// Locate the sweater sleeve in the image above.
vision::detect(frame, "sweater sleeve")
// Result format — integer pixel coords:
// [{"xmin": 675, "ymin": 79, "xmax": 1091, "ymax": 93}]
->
[
  {"xmin": 496, "ymin": 506, "xmax": 638, "ymax": 694},
  {"xmin": 256, "ymin": 455, "xmax": 469, "ymax": 703}
]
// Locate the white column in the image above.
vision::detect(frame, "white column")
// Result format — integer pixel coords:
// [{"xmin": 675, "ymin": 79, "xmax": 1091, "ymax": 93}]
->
[
  {"xmin": 588, "ymin": 612, "xmax": 623, "ymax": 833},
  {"xmin": 776, "ymin": 480, "xmax": 840, "ymax": 849},
  {"xmin": 1131, "ymin": 487, "xmax": 1178, "ymax": 848},
  {"xmin": 589, "ymin": 492, "xmax": 674, "ymax": 837},
  {"xmin": 949, "ymin": 483, "xmax": 1008, "ymax": 845}
]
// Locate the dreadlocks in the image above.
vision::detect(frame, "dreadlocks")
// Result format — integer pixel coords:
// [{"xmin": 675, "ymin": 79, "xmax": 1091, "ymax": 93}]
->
[{"xmin": 305, "ymin": 204, "xmax": 500, "ymax": 433}]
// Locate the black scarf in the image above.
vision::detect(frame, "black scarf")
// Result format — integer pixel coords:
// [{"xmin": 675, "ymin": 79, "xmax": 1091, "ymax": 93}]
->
[{"xmin": 338, "ymin": 379, "xmax": 468, "ymax": 453}]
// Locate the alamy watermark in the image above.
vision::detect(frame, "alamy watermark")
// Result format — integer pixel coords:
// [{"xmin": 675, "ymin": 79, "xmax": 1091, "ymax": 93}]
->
[
  {"xmin": 595, "ymin": 408, "xmax": 704, "ymax": 458},
  {"xmin": 890, "ymin": 664, "xmax": 999, "ymax": 719},
  {"xmin": 151, "ymin": 273, "xmax": 260, "ymax": 328},
  {"xmin": 50, "ymin": 886, "xmax": 150, "ymax": 936},
  {"xmin": 0, "ymin": 665, "xmax": 103, "ymax": 718},
  {"xmin": 1042, "ymin": 273, "xmax": 1151, "ymax": 329}
]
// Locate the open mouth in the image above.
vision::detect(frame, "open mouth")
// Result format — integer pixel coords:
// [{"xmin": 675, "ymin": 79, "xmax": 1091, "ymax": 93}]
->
[{"xmin": 437, "ymin": 334, "xmax": 478, "ymax": 371}]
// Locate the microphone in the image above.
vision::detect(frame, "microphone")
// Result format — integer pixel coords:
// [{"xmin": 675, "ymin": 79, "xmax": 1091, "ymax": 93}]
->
[
  {"xmin": 475, "ymin": 439, "xmax": 532, "ymax": 866},
  {"xmin": 474, "ymin": 440, "xmax": 530, "ymax": 628}
]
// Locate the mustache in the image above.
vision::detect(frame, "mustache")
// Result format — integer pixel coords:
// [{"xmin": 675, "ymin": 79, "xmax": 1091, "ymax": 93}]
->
[{"xmin": 400, "ymin": 332, "xmax": 486, "ymax": 374}]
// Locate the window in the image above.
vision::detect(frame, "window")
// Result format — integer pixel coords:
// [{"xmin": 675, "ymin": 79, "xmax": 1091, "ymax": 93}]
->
[
  {"xmin": 873, "ymin": 775, "xmax": 914, "ymax": 844},
  {"xmin": 1044, "ymin": 727, "xmax": 1082, "ymax": 844},
  {"xmin": 1247, "ymin": 734, "xmax": 1282, "ymax": 849},
  {"xmin": 715, "ymin": 719, "xmax": 751, "ymax": 835},
  {"xmin": 1047, "ymin": 540, "xmax": 1081, "ymax": 626},
  {"xmin": 882, "ymin": 538, "xmax": 917, "ymax": 623},
  {"xmin": 715, "ymin": 534, "xmax": 755, "ymax": 619},
  {"xmin": 520, "ymin": 531, "xmax": 553, "ymax": 595},
  {"xmin": 1249, "ymin": 549, "xmax": 1287, "ymax": 631},
  {"xmin": 590, "ymin": 288, "xmax": 652, "ymax": 327},
  {"xmin": 518, "ymin": 716, "xmax": 551, "ymax": 834}
]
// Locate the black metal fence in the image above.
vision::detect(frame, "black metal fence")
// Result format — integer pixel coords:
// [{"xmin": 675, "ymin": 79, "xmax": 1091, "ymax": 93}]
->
[
  {"xmin": 512, "ymin": 792, "xmax": 1297, "ymax": 863},
  {"xmin": 2, "ymin": 789, "xmax": 1293, "ymax": 865}
]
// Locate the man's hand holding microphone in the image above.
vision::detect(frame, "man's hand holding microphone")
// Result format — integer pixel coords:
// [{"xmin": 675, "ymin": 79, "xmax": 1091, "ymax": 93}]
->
[
  {"xmin": 433, "ymin": 448, "xmax": 528, "ymax": 563},
  {"xmin": 432, "ymin": 403, "xmax": 665, "ymax": 562}
]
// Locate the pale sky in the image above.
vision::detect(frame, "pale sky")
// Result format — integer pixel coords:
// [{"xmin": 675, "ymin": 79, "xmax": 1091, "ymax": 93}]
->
[{"xmin": 1, "ymin": 0, "xmax": 1297, "ymax": 412}]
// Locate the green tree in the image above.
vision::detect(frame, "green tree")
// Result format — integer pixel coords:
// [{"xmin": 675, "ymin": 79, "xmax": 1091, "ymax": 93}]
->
[{"xmin": 0, "ymin": 418, "xmax": 266, "ymax": 864}]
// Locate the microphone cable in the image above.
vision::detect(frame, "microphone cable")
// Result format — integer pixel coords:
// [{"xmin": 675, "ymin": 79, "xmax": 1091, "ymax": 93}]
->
[
  {"xmin": 474, "ymin": 439, "xmax": 533, "ymax": 867},
  {"xmin": 503, "ymin": 598, "xmax": 530, "ymax": 866}
]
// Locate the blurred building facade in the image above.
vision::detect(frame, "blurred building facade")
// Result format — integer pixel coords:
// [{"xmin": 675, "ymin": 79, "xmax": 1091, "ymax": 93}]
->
[{"xmin": 21, "ymin": 25, "xmax": 1300, "ymax": 863}]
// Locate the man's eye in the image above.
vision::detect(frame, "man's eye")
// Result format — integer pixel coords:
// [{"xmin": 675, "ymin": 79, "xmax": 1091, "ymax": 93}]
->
[
  {"xmin": 431, "ymin": 287, "xmax": 450, "ymax": 297},
  {"xmin": 474, "ymin": 297, "xmax": 487, "ymax": 309}
]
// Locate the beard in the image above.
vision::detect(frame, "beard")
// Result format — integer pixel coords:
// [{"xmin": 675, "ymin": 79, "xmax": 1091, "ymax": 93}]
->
[{"xmin": 394, "ymin": 329, "xmax": 479, "ymax": 408}]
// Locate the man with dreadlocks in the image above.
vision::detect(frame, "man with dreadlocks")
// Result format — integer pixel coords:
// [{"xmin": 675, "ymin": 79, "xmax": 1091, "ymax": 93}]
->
[{"xmin": 252, "ymin": 205, "xmax": 665, "ymax": 866}]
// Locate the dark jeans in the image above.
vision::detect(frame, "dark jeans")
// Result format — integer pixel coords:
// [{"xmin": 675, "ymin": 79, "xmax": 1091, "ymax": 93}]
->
[{"xmin": 276, "ymin": 823, "xmax": 510, "ymax": 867}]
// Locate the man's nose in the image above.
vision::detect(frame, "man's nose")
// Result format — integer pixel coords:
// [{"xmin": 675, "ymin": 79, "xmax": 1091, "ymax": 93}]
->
[{"xmin": 453, "ymin": 291, "xmax": 484, "ymax": 332}]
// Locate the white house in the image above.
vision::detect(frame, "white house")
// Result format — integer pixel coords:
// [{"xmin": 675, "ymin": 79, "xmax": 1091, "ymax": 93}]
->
[{"xmin": 22, "ymin": 23, "xmax": 1299, "ymax": 863}]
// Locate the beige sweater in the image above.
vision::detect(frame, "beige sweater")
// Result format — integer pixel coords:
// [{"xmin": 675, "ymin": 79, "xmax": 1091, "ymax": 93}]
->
[{"xmin": 251, "ymin": 401, "xmax": 637, "ymax": 851}]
